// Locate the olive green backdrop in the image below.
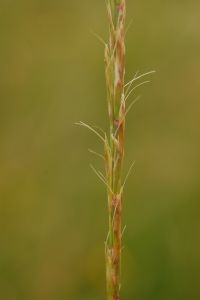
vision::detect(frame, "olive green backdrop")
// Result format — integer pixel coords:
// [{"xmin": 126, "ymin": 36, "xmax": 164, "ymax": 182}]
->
[{"xmin": 0, "ymin": 0, "xmax": 200, "ymax": 299}]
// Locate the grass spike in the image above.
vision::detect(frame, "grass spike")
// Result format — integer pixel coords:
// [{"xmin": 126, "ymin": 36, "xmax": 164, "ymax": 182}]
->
[{"xmin": 78, "ymin": 1, "xmax": 154, "ymax": 299}]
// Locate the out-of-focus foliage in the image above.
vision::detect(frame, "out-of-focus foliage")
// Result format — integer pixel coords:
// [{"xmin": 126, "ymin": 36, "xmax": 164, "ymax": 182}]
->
[{"xmin": 0, "ymin": 0, "xmax": 200, "ymax": 299}]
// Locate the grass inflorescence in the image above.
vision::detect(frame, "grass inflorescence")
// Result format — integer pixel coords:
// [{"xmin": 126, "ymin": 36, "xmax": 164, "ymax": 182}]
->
[{"xmin": 77, "ymin": 1, "xmax": 155, "ymax": 299}]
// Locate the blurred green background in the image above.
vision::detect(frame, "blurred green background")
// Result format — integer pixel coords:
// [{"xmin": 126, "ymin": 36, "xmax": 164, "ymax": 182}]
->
[{"xmin": 0, "ymin": 0, "xmax": 200, "ymax": 299}]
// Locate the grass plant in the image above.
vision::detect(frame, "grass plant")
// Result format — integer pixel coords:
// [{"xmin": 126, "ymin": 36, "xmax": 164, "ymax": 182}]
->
[{"xmin": 77, "ymin": 1, "xmax": 154, "ymax": 299}]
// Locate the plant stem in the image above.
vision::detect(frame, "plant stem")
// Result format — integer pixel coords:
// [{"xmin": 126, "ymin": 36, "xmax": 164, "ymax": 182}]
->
[{"xmin": 104, "ymin": 1, "xmax": 126, "ymax": 299}]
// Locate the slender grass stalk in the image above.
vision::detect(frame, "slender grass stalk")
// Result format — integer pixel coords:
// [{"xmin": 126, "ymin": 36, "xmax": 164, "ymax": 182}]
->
[
  {"xmin": 77, "ymin": 1, "xmax": 154, "ymax": 299},
  {"xmin": 104, "ymin": 1, "xmax": 126, "ymax": 299}
]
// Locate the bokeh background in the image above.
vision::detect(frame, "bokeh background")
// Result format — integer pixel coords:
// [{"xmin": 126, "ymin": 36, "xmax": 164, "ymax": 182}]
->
[{"xmin": 1, "ymin": 0, "xmax": 200, "ymax": 299}]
